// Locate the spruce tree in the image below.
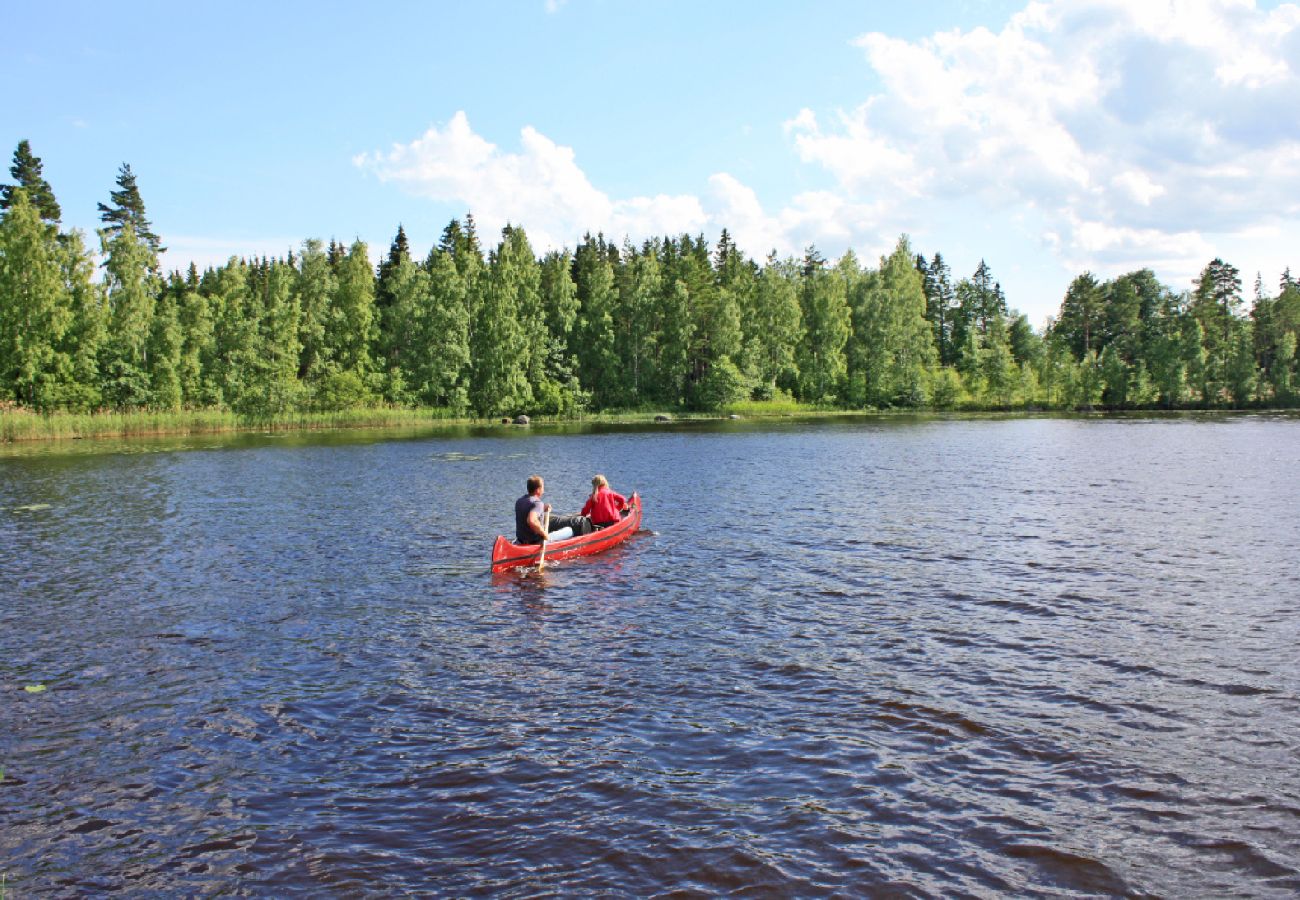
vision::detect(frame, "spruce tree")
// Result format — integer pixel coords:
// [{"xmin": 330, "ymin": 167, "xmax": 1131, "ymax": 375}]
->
[
  {"xmin": 98, "ymin": 163, "xmax": 164, "ymax": 261},
  {"xmin": 1, "ymin": 140, "xmax": 61, "ymax": 224},
  {"xmin": 376, "ymin": 224, "xmax": 410, "ymax": 314}
]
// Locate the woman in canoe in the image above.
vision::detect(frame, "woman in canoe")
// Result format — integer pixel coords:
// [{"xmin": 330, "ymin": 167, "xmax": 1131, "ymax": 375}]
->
[{"xmin": 581, "ymin": 474, "xmax": 629, "ymax": 529}]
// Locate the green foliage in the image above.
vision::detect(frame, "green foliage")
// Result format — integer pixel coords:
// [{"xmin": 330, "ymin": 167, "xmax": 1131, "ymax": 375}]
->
[
  {"xmin": 927, "ymin": 366, "xmax": 964, "ymax": 409},
  {"xmin": 314, "ymin": 370, "xmax": 373, "ymax": 411},
  {"xmin": 848, "ymin": 237, "xmax": 935, "ymax": 407},
  {"xmin": 1052, "ymin": 272, "xmax": 1104, "ymax": 358},
  {"xmin": 692, "ymin": 354, "xmax": 751, "ymax": 410},
  {"xmin": 797, "ymin": 248, "xmax": 851, "ymax": 403},
  {"xmin": 0, "ymin": 191, "xmax": 74, "ymax": 408},
  {"xmin": 331, "ymin": 241, "xmax": 377, "ymax": 378},
  {"xmin": 2, "ymin": 140, "xmax": 61, "ymax": 223},
  {"xmin": 1269, "ymin": 331, "xmax": 1297, "ymax": 403},
  {"xmin": 6, "ymin": 169, "xmax": 1300, "ymax": 426},
  {"xmin": 745, "ymin": 253, "xmax": 802, "ymax": 396},
  {"xmin": 99, "ymin": 222, "xmax": 159, "ymax": 409},
  {"xmin": 573, "ymin": 235, "xmax": 622, "ymax": 406},
  {"xmin": 980, "ymin": 314, "xmax": 1017, "ymax": 407},
  {"xmin": 97, "ymin": 163, "xmax": 163, "ymax": 261},
  {"xmin": 470, "ymin": 227, "xmax": 535, "ymax": 416}
]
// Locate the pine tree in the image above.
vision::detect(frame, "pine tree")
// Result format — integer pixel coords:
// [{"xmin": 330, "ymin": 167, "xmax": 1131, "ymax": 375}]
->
[
  {"xmin": 920, "ymin": 252, "xmax": 955, "ymax": 364},
  {"xmin": 1, "ymin": 140, "xmax": 61, "ymax": 224},
  {"xmin": 97, "ymin": 163, "xmax": 164, "ymax": 262},
  {"xmin": 375, "ymin": 224, "xmax": 411, "ymax": 316},
  {"xmin": 1053, "ymin": 272, "xmax": 1104, "ymax": 358},
  {"xmin": 1190, "ymin": 257, "xmax": 1243, "ymax": 402},
  {"xmin": 1008, "ymin": 314, "xmax": 1041, "ymax": 367}
]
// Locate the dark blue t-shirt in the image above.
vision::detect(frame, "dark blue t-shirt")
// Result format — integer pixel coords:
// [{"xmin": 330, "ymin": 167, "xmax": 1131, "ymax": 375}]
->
[{"xmin": 515, "ymin": 494, "xmax": 545, "ymax": 544}]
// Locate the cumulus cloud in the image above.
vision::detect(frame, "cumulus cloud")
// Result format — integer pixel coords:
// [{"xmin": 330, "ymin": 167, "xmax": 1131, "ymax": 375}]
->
[
  {"xmin": 356, "ymin": 0, "xmax": 1299, "ymax": 315},
  {"xmin": 356, "ymin": 110, "xmax": 903, "ymax": 268},
  {"xmin": 789, "ymin": 0, "xmax": 1300, "ymax": 283},
  {"xmin": 356, "ymin": 111, "xmax": 720, "ymax": 252}
]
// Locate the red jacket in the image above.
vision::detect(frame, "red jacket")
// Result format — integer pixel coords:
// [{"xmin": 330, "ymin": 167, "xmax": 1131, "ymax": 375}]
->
[{"xmin": 581, "ymin": 487, "xmax": 627, "ymax": 525}]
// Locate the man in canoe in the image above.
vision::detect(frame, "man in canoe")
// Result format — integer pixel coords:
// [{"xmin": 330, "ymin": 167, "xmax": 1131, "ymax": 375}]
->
[
  {"xmin": 580, "ymin": 474, "xmax": 629, "ymax": 529},
  {"xmin": 515, "ymin": 475, "xmax": 594, "ymax": 545}
]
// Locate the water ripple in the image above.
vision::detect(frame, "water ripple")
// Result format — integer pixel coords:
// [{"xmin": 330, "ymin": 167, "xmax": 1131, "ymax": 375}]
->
[{"xmin": 2, "ymin": 417, "xmax": 1299, "ymax": 895}]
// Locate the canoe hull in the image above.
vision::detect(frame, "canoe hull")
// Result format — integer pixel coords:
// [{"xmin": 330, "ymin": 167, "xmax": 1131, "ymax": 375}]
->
[{"xmin": 491, "ymin": 492, "xmax": 641, "ymax": 571}]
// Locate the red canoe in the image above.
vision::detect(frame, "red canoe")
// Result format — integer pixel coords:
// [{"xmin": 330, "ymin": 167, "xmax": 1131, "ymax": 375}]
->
[{"xmin": 491, "ymin": 492, "xmax": 642, "ymax": 571}]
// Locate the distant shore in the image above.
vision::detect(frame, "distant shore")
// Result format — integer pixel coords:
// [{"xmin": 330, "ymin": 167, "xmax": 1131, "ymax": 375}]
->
[{"xmin": 3, "ymin": 401, "xmax": 1293, "ymax": 446}]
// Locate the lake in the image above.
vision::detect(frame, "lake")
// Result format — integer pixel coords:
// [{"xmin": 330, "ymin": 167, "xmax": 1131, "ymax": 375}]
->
[{"xmin": 2, "ymin": 414, "xmax": 1298, "ymax": 896}]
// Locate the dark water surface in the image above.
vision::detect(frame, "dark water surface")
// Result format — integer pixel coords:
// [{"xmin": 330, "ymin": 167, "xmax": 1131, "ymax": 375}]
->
[{"xmin": 2, "ymin": 415, "xmax": 1298, "ymax": 897}]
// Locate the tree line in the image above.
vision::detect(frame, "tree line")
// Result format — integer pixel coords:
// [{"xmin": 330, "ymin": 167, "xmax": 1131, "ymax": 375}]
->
[{"xmin": 2, "ymin": 140, "xmax": 1297, "ymax": 417}]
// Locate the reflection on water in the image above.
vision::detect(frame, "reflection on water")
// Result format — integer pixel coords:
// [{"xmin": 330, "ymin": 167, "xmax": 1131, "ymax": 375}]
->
[{"xmin": 2, "ymin": 415, "xmax": 1299, "ymax": 896}]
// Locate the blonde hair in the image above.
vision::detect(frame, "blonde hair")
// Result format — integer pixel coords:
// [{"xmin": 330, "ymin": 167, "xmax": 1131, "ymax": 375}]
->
[{"xmin": 590, "ymin": 474, "xmax": 608, "ymax": 497}]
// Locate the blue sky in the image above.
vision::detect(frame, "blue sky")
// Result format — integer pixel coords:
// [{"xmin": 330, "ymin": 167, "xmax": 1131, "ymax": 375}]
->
[{"xmin": 5, "ymin": 0, "xmax": 1298, "ymax": 327}]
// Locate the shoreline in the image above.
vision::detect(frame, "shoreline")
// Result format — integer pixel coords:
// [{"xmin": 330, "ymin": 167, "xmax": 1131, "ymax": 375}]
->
[{"xmin": 3, "ymin": 403, "xmax": 1296, "ymax": 447}]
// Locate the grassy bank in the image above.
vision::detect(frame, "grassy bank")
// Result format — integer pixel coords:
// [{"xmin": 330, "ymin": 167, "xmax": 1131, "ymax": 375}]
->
[
  {"xmin": 0, "ymin": 398, "xmax": 841, "ymax": 444},
  {"xmin": 7, "ymin": 399, "xmax": 1276, "ymax": 444},
  {"xmin": 0, "ymin": 406, "xmax": 476, "ymax": 443}
]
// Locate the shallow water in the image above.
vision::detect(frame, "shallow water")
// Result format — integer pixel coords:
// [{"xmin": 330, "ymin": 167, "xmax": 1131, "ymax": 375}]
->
[{"xmin": 2, "ymin": 415, "xmax": 1298, "ymax": 896}]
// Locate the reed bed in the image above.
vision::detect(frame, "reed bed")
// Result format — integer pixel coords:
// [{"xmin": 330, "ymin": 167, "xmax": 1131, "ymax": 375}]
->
[{"xmin": 0, "ymin": 407, "xmax": 469, "ymax": 443}]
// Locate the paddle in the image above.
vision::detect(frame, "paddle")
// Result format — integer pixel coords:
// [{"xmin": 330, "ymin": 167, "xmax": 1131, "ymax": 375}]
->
[{"xmin": 537, "ymin": 507, "xmax": 551, "ymax": 569}]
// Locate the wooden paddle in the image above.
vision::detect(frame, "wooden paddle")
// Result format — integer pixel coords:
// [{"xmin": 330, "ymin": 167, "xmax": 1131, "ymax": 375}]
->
[{"xmin": 537, "ymin": 508, "xmax": 551, "ymax": 569}]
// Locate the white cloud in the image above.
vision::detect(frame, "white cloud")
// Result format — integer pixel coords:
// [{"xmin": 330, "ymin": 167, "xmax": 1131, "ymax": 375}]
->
[
  {"xmin": 356, "ymin": 111, "xmax": 904, "ymax": 271},
  {"xmin": 356, "ymin": 1, "xmax": 1300, "ymax": 324},
  {"xmin": 357, "ymin": 112, "xmax": 714, "ymax": 252},
  {"xmin": 783, "ymin": 0, "xmax": 1300, "ymax": 296}
]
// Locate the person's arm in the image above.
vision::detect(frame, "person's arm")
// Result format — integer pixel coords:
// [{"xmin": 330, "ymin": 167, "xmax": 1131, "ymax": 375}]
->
[
  {"xmin": 612, "ymin": 491, "xmax": 628, "ymax": 511},
  {"xmin": 580, "ymin": 496, "xmax": 594, "ymax": 517},
  {"xmin": 528, "ymin": 504, "xmax": 551, "ymax": 539}
]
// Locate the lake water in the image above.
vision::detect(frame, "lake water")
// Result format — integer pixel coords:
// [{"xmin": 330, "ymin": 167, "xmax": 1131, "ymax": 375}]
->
[{"xmin": 2, "ymin": 415, "xmax": 1298, "ymax": 897}]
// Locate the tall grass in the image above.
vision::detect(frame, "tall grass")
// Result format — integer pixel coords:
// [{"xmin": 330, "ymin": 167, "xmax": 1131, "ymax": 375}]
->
[
  {"xmin": 0, "ymin": 406, "xmax": 470, "ymax": 443},
  {"xmin": 722, "ymin": 397, "xmax": 820, "ymax": 416}
]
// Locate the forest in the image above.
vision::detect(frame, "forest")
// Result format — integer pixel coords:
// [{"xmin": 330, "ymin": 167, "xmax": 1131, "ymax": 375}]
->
[{"xmin": 2, "ymin": 140, "xmax": 1298, "ymax": 420}]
